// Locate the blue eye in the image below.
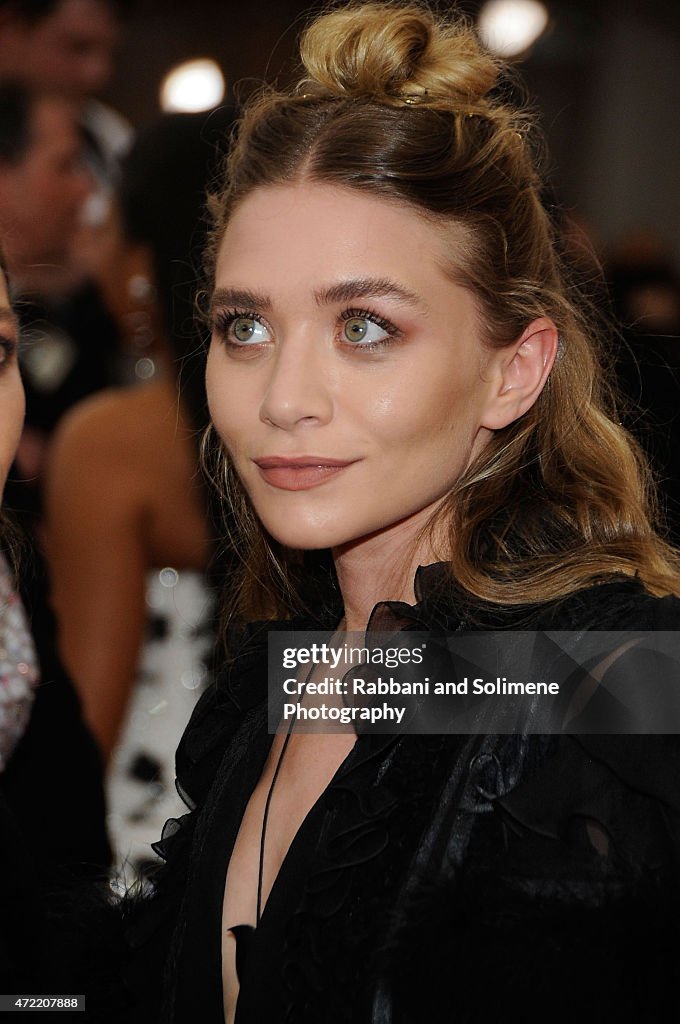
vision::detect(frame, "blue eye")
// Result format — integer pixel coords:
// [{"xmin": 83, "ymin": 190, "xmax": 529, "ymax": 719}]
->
[
  {"xmin": 230, "ymin": 316, "xmax": 271, "ymax": 344},
  {"xmin": 342, "ymin": 316, "xmax": 390, "ymax": 346}
]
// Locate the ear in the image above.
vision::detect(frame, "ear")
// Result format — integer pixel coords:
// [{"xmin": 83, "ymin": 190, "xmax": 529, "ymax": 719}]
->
[{"xmin": 481, "ymin": 317, "xmax": 558, "ymax": 431}]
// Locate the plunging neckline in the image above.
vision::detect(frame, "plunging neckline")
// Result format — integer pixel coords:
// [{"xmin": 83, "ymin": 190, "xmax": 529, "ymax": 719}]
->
[{"xmin": 221, "ymin": 726, "xmax": 361, "ymax": 1023}]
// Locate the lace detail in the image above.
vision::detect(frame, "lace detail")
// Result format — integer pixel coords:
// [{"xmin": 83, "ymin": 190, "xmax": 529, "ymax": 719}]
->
[{"xmin": 0, "ymin": 553, "xmax": 39, "ymax": 772}]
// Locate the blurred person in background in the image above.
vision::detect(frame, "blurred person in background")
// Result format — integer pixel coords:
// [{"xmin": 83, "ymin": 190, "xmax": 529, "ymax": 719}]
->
[
  {"xmin": 0, "ymin": 0, "xmax": 134, "ymax": 527},
  {"xmin": 0, "ymin": 80, "xmax": 118, "ymax": 524},
  {"xmin": 0, "ymin": 83, "xmax": 111, "ymax": 924},
  {"xmin": 0, "ymin": 80, "xmax": 90, "ymax": 295},
  {"xmin": 46, "ymin": 109, "xmax": 235, "ymax": 881},
  {"xmin": 0, "ymin": 249, "xmax": 34, "ymax": 777},
  {"xmin": 0, "ymin": 246, "xmax": 39, "ymax": 991},
  {"xmin": 0, "ymin": 248, "xmax": 110, "ymax": 992},
  {"xmin": 0, "ymin": 0, "xmax": 132, "ymax": 183}
]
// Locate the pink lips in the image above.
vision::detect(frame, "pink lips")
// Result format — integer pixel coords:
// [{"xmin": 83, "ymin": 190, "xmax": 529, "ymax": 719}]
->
[{"xmin": 253, "ymin": 456, "xmax": 356, "ymax": 491}]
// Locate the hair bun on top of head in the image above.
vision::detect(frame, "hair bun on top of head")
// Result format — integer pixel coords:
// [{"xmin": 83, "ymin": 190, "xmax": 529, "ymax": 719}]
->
[{"xmin": 298, "ymin": 1, "xmax": 498, "ymax": 108}]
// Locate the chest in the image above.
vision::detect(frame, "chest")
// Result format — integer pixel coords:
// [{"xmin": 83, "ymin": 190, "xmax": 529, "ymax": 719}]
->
[
  {"xmin": 220, "ymin": 731, "xmax": 356, "ymax": 1022},
  {"xmin": 222, "ymin": 731, "xmax": 356, "ymax": 928},
  {"xmin": 168, "ymin": 723, "xmax": 493, "ymax": 1022}
]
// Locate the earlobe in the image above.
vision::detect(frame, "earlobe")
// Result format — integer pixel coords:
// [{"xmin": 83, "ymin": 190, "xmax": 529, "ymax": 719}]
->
[{"xmin": 481, "ymin": 317, "xmax": 559, "ymax": 430}]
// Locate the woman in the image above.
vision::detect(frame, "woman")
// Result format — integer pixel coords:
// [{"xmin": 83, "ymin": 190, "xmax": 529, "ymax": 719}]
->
[
  {"xmin": 1, "ymin": 254, "xmax": 114, "ymax": 993},
  {"xmin": 0, "ymin": 257, "xmax": 33, "ymax": 771},
  {"xmin": 46, "ymin": 113, "xmax": 235, "ymax": 878},
  {"xmin": 0, "ymin": 257, "xmax": 35, "ymax": 990},
  {"xmin": 126, "ymin": 5, "xmax": 680, "ymax": 1022}
]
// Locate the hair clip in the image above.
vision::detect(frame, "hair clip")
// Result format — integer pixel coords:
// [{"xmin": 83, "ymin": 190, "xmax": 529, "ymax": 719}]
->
[{"xmin": 401, "ymin": 87, "xmax": 428, "ymax": 105}]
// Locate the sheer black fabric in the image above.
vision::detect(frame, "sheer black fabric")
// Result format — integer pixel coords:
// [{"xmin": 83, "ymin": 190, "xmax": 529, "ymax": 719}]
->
[{"xmin": 121, "ymin": 569, "xmax": 680, "ymax": 1022}]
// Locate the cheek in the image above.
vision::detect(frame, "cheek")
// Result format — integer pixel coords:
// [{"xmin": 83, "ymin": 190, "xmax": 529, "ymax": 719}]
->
[
  {"xmin": 205, "ymin": 353, "xmax": 226, "ymax": 434},
  {"xmin": 377, "ymin": 375, "xmax": 479, "ymax": 457},
  {"xmin": 0, "ymin": 378, "xmax": 24, "ymax": 460},
  {"xmin": 206, "ymin": 350, "xmax": 249, "ymax": 453},
  {"xmin": 13, "ymin": 379, "xmax": 25, "ymax": 440}
]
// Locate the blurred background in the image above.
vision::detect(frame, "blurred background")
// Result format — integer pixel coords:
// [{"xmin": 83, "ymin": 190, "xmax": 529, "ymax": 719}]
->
[{"xmin": 106, "ymin": 0, "xmax": 680, "ymax": 270}]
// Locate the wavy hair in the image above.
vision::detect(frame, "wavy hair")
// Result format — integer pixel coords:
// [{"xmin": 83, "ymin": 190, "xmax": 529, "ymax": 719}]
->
[{"xmin": 204, "ymin": 1, "xmax": 680, "ymax": 621}]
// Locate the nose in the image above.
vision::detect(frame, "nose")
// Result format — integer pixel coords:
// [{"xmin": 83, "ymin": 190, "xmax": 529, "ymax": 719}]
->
[{"xmin": 259, "ymin": 336, "xmax": 334, "ymax": 431}]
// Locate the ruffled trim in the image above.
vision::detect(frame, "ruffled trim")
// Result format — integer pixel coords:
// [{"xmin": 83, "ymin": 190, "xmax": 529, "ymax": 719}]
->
[
  {"xmin": 498, "ymin": 734, "xmax": 680, "ymax": 870},
  {"xmin": 281, "ymin": 734, "xmax": 400, "ymax": 1016},
  {"xmin": 178, "ymin": 564, "xmax": 675, "ymax": 801},
  {"xmin": 277, "ymin": 731, "xmax": 548, "ymax": 1020},
  {"xmin": 123, "ymin": 565, "xmax": 680, "ymax": 1021},
  {"xmin": 358, "ymin": 561, "xmax": 670, "ymax": 634},
  {"xmin": 174, "ymin": 620, "xmax": 273, "ymax": 807}
]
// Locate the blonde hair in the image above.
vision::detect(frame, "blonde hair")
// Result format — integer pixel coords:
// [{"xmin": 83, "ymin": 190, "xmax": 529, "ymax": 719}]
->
[{"xmin": 205, "ymin": 1, "xmax": 680, "ymax": 622}]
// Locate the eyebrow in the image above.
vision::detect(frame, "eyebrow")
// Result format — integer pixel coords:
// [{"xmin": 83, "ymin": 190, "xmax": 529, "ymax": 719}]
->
[
  {"xmin": 313, "ymin": 277, "xmax": 425, "ymax": 310},
  {"xmin": 211, "ymin": 287, "xmax": 271, "ymax": 314},
  {"xmin": 210, "ymin": 277, "xmax": 426, "ymax": 315}
]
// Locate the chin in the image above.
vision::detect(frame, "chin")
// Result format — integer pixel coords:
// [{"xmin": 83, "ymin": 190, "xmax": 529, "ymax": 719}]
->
[
  {"xmin": 257, "ymin": 511, "xmax": 355, "ymax": 552},
  {"xmin": 264, "ymin": 524, "xmax": 342, "ymax": 551}
]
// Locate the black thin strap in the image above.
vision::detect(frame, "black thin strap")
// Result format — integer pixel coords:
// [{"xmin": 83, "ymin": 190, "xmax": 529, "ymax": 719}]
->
[
  {"xmin": 256, "ymin": 660, "xmax": 315, "ymax": 924},
  {"xmin": 256, "ymin": 725, "xmax": 294, "ymax": 925}
]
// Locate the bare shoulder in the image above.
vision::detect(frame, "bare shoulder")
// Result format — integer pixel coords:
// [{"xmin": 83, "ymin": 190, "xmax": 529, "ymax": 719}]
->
[
  {"xmin": 46, "ymin": 380, "xmax": 206, "ymax": 553},
  {"xmin": 50, "ymin": 380, "xmax": 186, "ymax": 472}
]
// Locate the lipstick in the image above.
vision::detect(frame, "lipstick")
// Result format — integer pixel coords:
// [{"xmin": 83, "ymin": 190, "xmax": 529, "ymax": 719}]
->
[{"xmin": 253, "ymin": 456, "xmax": 355, "ymax": 491}]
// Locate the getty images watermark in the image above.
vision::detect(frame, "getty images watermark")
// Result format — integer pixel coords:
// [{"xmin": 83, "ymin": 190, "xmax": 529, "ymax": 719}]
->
[{"xmin": 267, "ymin": 631, "xmax": 680, "ymax": 734}]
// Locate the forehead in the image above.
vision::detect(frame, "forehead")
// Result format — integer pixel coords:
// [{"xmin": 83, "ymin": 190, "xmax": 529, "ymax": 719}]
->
[
  {"xmin": 34, "ymin": 0, "xmax": 120, "ymax": 44},
  {"xmin": 26, "ymin": 0, "xmax": 119, "ymax": 52},
  {"xmin": 217, "ymin": 182, "xmax": 453, "ymax": 288}
]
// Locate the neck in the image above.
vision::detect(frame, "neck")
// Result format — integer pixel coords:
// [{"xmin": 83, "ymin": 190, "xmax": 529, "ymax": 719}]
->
[{"xmin": 333, "ymin": 510, "xmax": 444, "ymax": 631}]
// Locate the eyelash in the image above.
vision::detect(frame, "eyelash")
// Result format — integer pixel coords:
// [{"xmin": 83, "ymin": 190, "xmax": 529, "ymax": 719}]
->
[
  {"xmin": 211, "ymin": 307, "xmax": 401, "ymax": 353},
  {"xmin": 340, "ymin": 308, "xmax": 401, "ymax": 351},
  {"xmin": 211, "ymin": 308, "xmax": 265, "ymax": 350}
]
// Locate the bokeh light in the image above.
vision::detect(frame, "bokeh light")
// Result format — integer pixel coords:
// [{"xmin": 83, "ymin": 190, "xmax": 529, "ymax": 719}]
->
[
  {"xmin": 478, "ymin": 0, "xmax": 549, "ymax": 58},
  {"xmin": 160, "ymin": 58, "xmax": 225, "ymax": 113}
]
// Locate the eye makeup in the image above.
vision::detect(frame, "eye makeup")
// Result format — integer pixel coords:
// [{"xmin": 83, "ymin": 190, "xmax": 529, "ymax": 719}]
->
[
  {"xmin": 212, "ymin": 309, "xmax": 272, "ymax": 350},
  {"xmin": 339, "ymin": 307, "xmax": 401, "ymax": 352},
  {"xmin": 211, "ymin": 305, "xmax": 403, "ymax": 355}
]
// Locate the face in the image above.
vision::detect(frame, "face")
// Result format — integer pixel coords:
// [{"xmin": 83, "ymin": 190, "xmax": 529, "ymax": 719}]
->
[
  {"xmin": 11, "ymin": 0, "xmax": 120, "ymax": 97},
  {"xmin": 81, "ymin": 199, "xmax": 151, "ymax": 324},
  {"xmin": 207, "ymin": 182, "xmax": 509, "ymax": 556},
  {"xmin": 0, "ymin": 96, "xmax": 91, "ymax": 268},
  {"xmin": 0, "ymin": 267, "xmax": 25, "ymax": 498}
]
